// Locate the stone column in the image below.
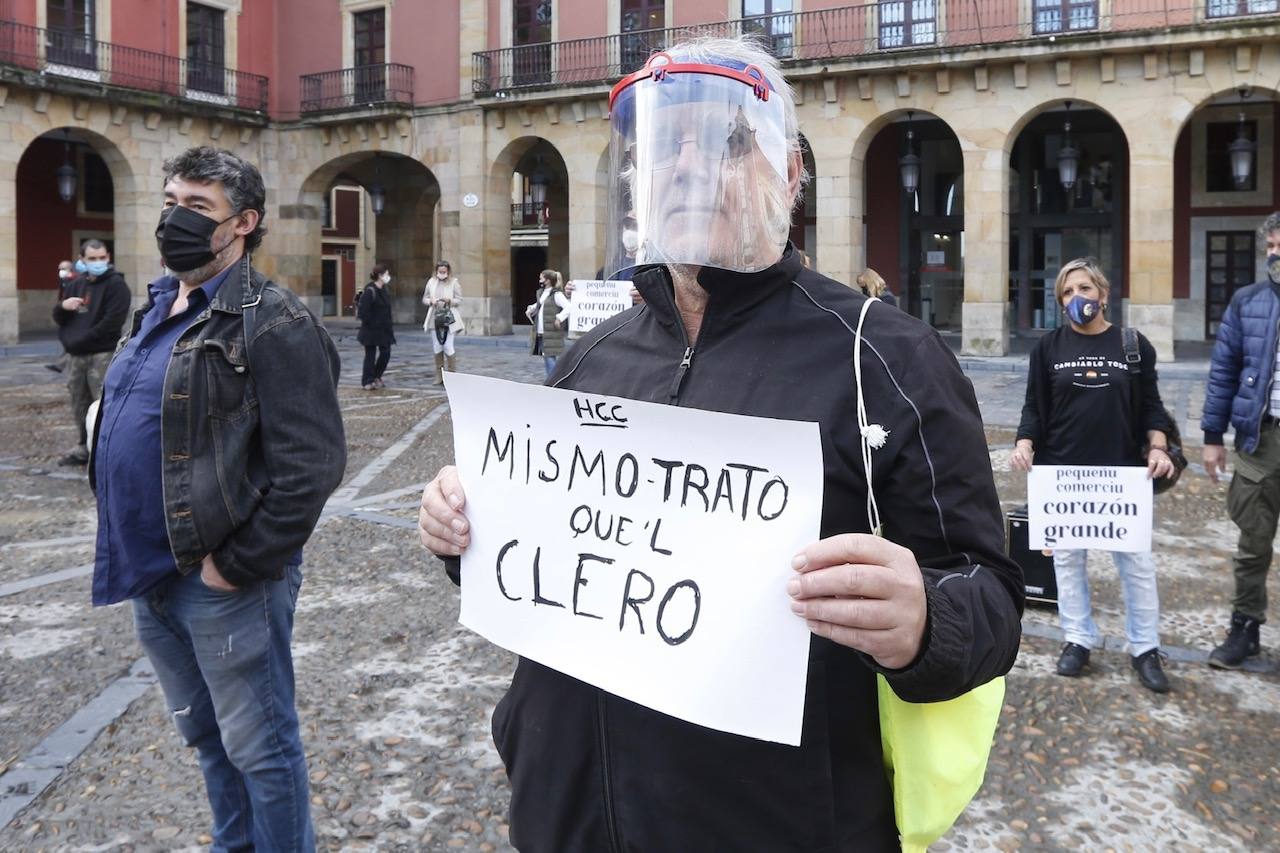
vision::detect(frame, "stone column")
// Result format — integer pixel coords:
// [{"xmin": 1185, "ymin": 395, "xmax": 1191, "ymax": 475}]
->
[
  {"xmin": 0, "ymin": 152, "xmax": 18, "ymax": 345},
  {"xmin": 960, "ymin": 145, "xmax": 1010, "ymax": 356},
  {"xmin": 457, "ymin": 108, "xmax": 509, "ymax": 335},
  {"xmin": 565, "ymin": 142, "xmax": 606, "ymax": 283},
  {"xmin": 458, "ymin": 0, "xmax": 487, "ymax": 100},
  {"xmin": 813, "ymin": 148, "xmax": 857, "ymax": 288},
  {"xmin": 1121, "ymin": 119, "xmax": 1177, "ymax": 362}
]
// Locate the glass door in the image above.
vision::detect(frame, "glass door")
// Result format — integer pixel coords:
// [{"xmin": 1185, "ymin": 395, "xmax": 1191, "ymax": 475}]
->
[
  {"xmin": 512, "ymin": 0, "xmax": 551, "ymax": 86},
  {"xmin": 186, "ymin": 2, "xmax": 225, "ymax": 94},
  {"xmin": 46, "ymin": 0, "xmax": 95, "ymax": 69},
  {"xmin": 621, "ymin": 0, "xmax": 663, "ymax": 73},
  {"xmin": 353, "ymin": 8, "xmax": 386, "ymax": 103},
  {"xmin": 1205, "ymin": 231, "xmax": 1256, "ymax": 338}
]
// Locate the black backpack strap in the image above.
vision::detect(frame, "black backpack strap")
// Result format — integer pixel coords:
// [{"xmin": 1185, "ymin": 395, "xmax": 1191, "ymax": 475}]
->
[
  {"xmin": 1122, "ymin": 326, "xmax": 1141, "ymax": 368},
  {"xmin": 1122, "ymin": 325, "xmax": 1146, "ymax": 446}
]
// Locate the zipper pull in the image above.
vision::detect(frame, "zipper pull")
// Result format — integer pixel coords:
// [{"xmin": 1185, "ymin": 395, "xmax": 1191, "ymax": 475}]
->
[{"xmin": 669, "ymin": 346, "xmax": 695, "ymax": 402}]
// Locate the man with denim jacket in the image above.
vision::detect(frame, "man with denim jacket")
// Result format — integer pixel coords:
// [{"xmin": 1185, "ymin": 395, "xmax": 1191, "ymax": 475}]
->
[
  {"xmin": 89, "ymin": 146, "xmax": 346, "ymax": 852},
  {"xmin": 1202, "ymin": 211, "xmax": 1280, "ymax": 669}
]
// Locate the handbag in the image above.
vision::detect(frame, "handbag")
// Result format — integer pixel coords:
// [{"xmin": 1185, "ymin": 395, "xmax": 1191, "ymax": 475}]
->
[
  {"xmin": 852, "ymin": 297, "xmax": 1004, "ymax": 851},
  {"xmin": 1121, "ymin": 327, "xmax": 1188, "ymax": 494},
  {"xmin": 434, "ymin": 306, "xmax": 455, "ymax": 329}
]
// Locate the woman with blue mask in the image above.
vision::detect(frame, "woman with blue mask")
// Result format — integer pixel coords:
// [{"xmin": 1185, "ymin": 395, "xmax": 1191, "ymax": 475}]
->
[{"xmin": 1012, "ymin": 257, "xmax": 1176, "ymax": 693}]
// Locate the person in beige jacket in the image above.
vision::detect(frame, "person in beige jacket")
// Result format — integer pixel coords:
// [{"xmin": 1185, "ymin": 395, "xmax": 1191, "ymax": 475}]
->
[{"xmin": 423, "ymin": 261, "xmax": 464, "ymax": 384}]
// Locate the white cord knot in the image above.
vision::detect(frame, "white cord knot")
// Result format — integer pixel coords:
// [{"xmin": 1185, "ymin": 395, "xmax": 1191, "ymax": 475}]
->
[{"xmin": 862, "ymin": 423, "xmax": 889, "ymax": 450}]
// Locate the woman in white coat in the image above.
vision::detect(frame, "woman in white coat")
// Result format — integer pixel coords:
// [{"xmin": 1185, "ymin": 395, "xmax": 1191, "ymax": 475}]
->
[{"xmin": 423, "ymin": 261, "xmax": 463, "ymax": 385}]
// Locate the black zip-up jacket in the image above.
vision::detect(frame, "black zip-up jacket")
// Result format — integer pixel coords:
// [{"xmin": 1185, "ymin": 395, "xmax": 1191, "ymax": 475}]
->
[
  {"xmin": 357, "ymin": 283, "xmax": 396, "ymax": 348},
  {"xmin": 486, "ymin": 246, "xmax": 1024, "ymax": 852},
  {"xmin": 52, "ymin": 268, "xmax": 131, "ymax": 355},
  {"xmin": 89, "ymin": 263, "xmax": 347, "ymax": 587}
]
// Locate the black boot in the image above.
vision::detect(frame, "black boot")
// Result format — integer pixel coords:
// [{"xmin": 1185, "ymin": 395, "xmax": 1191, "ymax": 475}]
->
[
  {"xmin": 1056, "ymin": 643, "xmax": 1090, "ymax": 677},
  {"xmin": 1208, "ymin": 612, "xmax": 1262, "ymax": 670},
  {"xmin": 1131, "ymin": 649, "xmax": 1170, "ymax": 693}
]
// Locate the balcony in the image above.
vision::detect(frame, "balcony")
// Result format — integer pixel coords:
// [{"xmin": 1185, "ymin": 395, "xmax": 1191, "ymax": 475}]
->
[
  {"xmin": 299, "ymin": 63, "xmax": 414, "ymax": 119},
  {"xmin": 511, "ymin": 201, "xmax": 550, "ymax": 228},
  {"xmin": 472, "ymin": 0, "xmax": 1280, "ymax": 96},
  {"xmin": 0, "ymin": 19, "xmax": 268, "ymax": 116}
]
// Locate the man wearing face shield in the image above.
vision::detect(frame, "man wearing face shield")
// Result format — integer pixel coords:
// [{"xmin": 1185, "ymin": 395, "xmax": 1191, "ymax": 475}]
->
[
  {"xmin": 419, "ymin": 38, "xmax": 1022, "ymax": 851},
  {"xmin": 88, "ymin": 146, "xmax": 346, "ymax": 852}
]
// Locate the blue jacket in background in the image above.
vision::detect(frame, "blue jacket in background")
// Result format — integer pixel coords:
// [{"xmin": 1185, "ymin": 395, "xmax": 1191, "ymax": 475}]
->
[{"xmin": 1202, "ymin": 279, "xmax": 1280, "ymax": 454}]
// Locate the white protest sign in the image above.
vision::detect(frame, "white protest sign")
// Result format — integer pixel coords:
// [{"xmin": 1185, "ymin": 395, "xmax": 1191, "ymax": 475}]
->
[
  {"xmin": 445, "ymin": 372, "xmax": 822, "ymax": 745},
  {"xmin": 569, "ymin": 279, "xmax": 632, "ymax": 334},
  {"xmin": 1027, "ymin": 466, "xmax": 1153, "ymax": 552}
]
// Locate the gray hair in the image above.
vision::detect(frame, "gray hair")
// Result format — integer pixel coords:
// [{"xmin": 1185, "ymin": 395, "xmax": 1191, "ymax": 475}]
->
[
  {"xmin": 162, "ymin": 146, "xmax": 268, "ymax": 253},
  {"xmin": 663, "ymin": 35, "xmax": 811, "ymax": 206},
  {"xmin": 1259, "ymin": 212, "xmax": 1280, "ymax": 242}
]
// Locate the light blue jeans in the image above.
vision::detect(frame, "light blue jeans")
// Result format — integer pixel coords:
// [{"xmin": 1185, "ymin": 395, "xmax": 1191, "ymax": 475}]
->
[
  {"xmin": 1053, "ymin": 548, "xmax": 1160, "ymax": 656},
  {"xmin": 133, "ymin": 565, "xmax": 314, "ymax": 852}
]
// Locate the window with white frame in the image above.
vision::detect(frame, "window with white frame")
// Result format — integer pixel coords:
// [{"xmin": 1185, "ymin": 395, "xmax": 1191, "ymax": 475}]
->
[
  {"xmin": 1207, "ymin": 0, "xmax": 1279, "ymax": 17},
  {"xmin": 879, "ymin": 1, "xmax": 936, "ymax": 50},
  {"xmin": 1033, "ymin": 0, "xmax": 1099, "ymax": 33}
]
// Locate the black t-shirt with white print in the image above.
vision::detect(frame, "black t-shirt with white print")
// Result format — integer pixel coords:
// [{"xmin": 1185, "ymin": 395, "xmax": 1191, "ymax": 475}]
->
[{"xmin": 1026, "ymin": 324, "xmax": 1164, "ymax": 466}]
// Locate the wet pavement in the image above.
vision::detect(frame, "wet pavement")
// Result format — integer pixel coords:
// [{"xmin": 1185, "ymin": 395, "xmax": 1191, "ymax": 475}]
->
[{"xmin": 0, "ymin": 322, "xmax": 1276, "ymax": 851}]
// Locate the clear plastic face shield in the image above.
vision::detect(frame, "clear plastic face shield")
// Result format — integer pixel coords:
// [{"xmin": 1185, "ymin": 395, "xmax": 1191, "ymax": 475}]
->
[{"xmin": 606, "ymin": 54, "xmax": 792, "ymax": 277}]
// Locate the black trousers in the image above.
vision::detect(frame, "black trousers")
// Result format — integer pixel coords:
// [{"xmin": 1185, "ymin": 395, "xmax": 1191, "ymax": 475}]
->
[{"xmin": 362, "ymin": 345, "xmax": 391, "ymax": 385}]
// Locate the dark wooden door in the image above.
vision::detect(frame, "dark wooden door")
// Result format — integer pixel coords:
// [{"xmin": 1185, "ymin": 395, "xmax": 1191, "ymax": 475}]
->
[
  {"xmin": 353, "ymin": 8, "xmax": 386, "ymax": 103},
  {"xmin": 186, "ymin": 2, "xmax": 225, "ymax": 93},
  {"xmin": 512, "ymin": 0, "xmax": 551, "ymax": 85},
  {"xmin": 1206, "ymin": 231, "xmax": 1256, "ymax": 338},
  {"xmin": 46, "ymin": 0, "xmax": 95, "ymax": 69},
  {"xmin": 621, "ymin": 0, "xmax": 664, "ymax": 72}
]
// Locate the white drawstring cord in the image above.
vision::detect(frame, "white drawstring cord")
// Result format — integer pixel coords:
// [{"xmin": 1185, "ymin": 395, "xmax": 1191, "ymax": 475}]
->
[{"xmin": 853, "ymin": 296, "xmax": 886, "ymax": 537}]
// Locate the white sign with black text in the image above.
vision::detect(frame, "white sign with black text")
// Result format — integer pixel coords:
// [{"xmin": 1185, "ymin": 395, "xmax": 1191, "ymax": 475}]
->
[
  {"xmin": 445, "ymin": 372, "xmax": 823, "ymax": 745},
  {"xmin": 1027, "ymin": 465, "xmax": 1153, "ymax": 552},
  {"xmin": 568, "ymin": 279, "xmax": 632, "ymax": 335}
]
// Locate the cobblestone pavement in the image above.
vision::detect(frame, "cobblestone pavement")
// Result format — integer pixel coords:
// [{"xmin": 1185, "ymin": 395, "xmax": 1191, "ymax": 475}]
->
[{"xmin": 0, "ymin": 324, "xmax": 1276, "ymax": 851}]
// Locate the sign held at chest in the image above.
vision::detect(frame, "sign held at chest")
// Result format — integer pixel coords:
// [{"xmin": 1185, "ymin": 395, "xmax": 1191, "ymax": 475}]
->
[{"xmin": 445, "ymin": 373, "xmax": 824, "ymax": 745}]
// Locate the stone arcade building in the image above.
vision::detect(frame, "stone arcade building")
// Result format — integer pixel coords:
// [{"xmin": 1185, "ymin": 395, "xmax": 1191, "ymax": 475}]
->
[{"xmin": 2, "ymin": 1, "xmax": 1279, "ymax": 360}]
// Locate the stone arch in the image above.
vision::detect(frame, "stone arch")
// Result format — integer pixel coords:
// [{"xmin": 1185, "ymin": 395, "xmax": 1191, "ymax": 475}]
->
[
  {"xmin": 1169, "ymin": 85, "xmax": 1280, "ymax": 341},
  {"xmin": 1004, "ymin": 98, "xmax": 1130, "ymax": 334},
  {"xmin": 486, "ymin": 136, "xmax": 570, "ymax": 326},
  {"xmin": 7, "ymin": 123, "xmax": 143, "ymax": 340},
  {"xmin": 288, "ymin": 151, "xmax": 443, "ymax": 322},
  {"xmin": 852, "ymin": 110, "xmax": 965, "ymax": 328}
]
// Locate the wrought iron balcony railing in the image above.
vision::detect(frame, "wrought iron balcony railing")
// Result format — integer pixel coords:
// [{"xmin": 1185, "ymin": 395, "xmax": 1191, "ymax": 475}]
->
[
  {"xmin": 299, "ymin": 63, "xmax": 414, "ymax": 114},
  {"xmin": 0, "ymin": 19, "xmax": 268, "ymax": 112},
  {"xmin": 511, "ymin": 202, "xmax": 549, "ymax": 228},
  {"xmin": 472, "ymin": 0, "xmax": 1279, "ymax": 96}
]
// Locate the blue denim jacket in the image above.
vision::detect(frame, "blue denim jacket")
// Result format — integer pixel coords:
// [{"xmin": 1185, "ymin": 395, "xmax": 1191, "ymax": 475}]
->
[{"xmin": 90, "ymin": 261, "xmax": 347, "ymax": 587}]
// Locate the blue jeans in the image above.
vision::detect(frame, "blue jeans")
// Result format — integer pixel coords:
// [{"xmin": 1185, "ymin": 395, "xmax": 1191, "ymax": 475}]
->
[
  {"xmin": 544, "ymin": 355, "xmax": 557, "ymax": 377},
  {"xmin": 133, "ymin": 565, "xmax": 314, "ymax": 852},
  {"xmin": 1053, "ymin": 549, "xmax": 1160, "ymax": 656}
]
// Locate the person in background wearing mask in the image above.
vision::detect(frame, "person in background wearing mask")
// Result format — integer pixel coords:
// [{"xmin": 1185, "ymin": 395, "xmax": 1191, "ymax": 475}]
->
[
  {"xmin": 1013, "ymin": 257, "xmax": 1175, "ymax": 692},
  {"xmin": 89, "ymin": 146, "xmax": 345, "ymax": 851},
  {"xmin": 357, "ymin": 263, "xmax": 395, "ymax": 390},
  {"xmin": 45, "ymin": 260, "xmax": 78, "ymax": 373},
  {"xmin": 51, "ymin": 240, "xmax": 130, "ymax": 465},
  {"xmin": 423, "ymin": 260, "xmax": 463, "ymax": 385},
  {"xmin": 1201, "ymin": 211, "xmax": 1280, "ymax": 669},
  {"xmin": 525, "ymin": 269, "xmax": 568, "ymax": 377}
]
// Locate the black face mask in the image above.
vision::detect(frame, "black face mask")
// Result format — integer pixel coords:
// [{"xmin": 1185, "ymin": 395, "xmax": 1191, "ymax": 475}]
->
[{"xmin": 155, "ymin": 205, "xmax": 239, "ymax": 273}]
